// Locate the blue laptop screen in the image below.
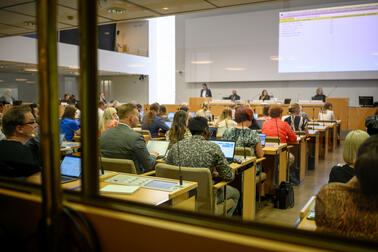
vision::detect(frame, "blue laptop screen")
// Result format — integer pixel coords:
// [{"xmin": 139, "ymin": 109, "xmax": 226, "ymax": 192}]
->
[
  {"xmin": 61, "ymin": 156, "xmax": 81, "ymax": 177},
  {"xmin": 210, "ymin": 141, "xmax": 235, "ymax": 159},
  {"xmin": 165, "ymin": 121, "xmax": 172, "ymax": 128}
]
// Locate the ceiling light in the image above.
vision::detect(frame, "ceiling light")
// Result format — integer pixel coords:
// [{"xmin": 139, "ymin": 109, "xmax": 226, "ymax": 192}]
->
[
  {"xmin": 16, "ymin": 78, "xmax": 27, "ymax": 81},
  {"xmin": 270, "ymin": 56, "xmax": 280, "ymax": 61},
  {"xmin": 26, "ymin": 81, "xmax": 35, "ymax": 84},
  {"xmin": 24, "ymin": 68, "xmax": 38, "ymax": 72},
  {"xmin": 191, "ymin": 61, "xmax": 213, "ymax": 64},
  {"xmin": 107, "ymin": 8, "xmax": 126, "ymax": 14},
  {"xmin": 0, "ymin": 80, "xmax": 3, "ymax": 82},
  {"xmin": 162, "ymin": 7, "xmax": 169, "ymax": 10},
  {"xmin": 225, "ymin": 67, "xmax": 245, "ymax": 71},
  {"xmin": 68, "ymin": 66, "xmax": 79, "ymax": 70},
  {"xmin": 128, "ymin": 64, "xmax": 144, "ymax": 67}
]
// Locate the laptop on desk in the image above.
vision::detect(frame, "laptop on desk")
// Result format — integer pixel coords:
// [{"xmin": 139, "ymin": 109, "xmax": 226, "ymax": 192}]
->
[
  {"xmin": 147, "ymin": 140, "xmax": 170, "ymax": 159},
  {"xmin": 60, "ymin": 156, "xmax": 81, "ymax": 183},
  {"xmin": 210, "ymin": 140, "xmax": 236, "ymax": 163},
  {"xmin": 167, "ymin": 112, "xmax": 175, "ymax": 121}
]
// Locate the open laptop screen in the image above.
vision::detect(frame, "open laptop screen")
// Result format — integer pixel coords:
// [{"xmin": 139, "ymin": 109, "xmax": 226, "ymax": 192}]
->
[
  {"xmin": 168, "ymin": 112, "xmax": 175, "ymax": 120},
  {"xmin": 165, "ymin": 121, "xmax": 172, "ymax": 129},
  {"xmin": 210, "ymin": 140, "xmax": 235, "ymax": 160},
  {"xmin": 147, "ymin": 140, "xmax": 170, "ymax": 157},
  {"xmin": 61, "ymin": 156, "xmax": 81, "ymax": 177}
]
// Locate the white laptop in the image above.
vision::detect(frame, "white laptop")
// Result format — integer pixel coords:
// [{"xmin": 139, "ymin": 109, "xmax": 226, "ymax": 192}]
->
[{"xmin": 146, "ymin": 140, "xmax": 170, "ymax": 159}]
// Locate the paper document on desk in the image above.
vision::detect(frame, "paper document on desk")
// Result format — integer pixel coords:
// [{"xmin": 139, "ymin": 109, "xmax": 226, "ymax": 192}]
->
[{"xmin": 100, "ymin": 185, "xmax": 140, "ymax": 194}]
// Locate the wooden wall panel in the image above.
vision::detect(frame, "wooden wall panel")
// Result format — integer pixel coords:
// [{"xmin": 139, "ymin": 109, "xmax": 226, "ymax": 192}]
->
[
  {"xmin": 348, "ymin": 107, "xmax": 376, "ymax": 130},
  {"xmin": 326, "ymin": 98, "xmax": 349, "ymax": 130}
]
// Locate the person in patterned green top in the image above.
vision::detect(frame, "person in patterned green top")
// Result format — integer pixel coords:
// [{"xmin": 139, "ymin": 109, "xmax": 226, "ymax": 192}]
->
[
  {"xmin": 166, "ymin": 116, "xmax": 240, "ymax": 216},
  {"xmin": 222, "ymin": 107, "xmax": 264, "ymax": 172}
]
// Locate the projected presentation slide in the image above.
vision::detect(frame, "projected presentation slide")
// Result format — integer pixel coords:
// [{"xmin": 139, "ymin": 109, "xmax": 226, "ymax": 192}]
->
[{"xmin": 279, "ymin": 3, "xmax": 378, "ymax": 73}]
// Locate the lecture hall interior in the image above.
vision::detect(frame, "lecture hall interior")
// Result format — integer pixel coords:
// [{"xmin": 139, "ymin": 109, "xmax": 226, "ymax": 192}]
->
[{"xmin": 0, "ymin": 0, "xmax": 377, "ymax": 251}]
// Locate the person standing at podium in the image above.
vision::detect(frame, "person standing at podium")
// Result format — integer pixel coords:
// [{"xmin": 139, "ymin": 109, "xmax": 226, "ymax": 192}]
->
[
  {"xmin": 200, "ymin": 83, "xmax": 212, "ymax": 98},
  {"xmin": 312, "ymin": 88, "xmax": 326, "ymax": 102}
]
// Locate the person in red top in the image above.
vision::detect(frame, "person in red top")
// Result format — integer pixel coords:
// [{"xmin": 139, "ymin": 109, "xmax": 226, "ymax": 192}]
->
[{"xmin": 262, "ymin": 105, "xmax": 297, "ymax": 143}]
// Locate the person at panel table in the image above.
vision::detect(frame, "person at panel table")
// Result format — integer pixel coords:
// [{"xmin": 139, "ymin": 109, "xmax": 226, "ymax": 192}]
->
[
  {"xmin": 200, "ymin": 83, "xmax": 212, "ymax": 98},
  {"xmin": 318, "ymin": 102, "xmax": 335, "ymax": 121},
  {"xmin": 312, "ymin": 87, "xmax": 326, "ymax": 102},
  {"xmin": 226, "ymin": 89, "xmax": 241, "ymax": 102},
  {"xmin": 259, "ymin": 89, "xmax": 270, "ymax": 101},
  {"xmin": 0, "ymin": 106, "xmax": 40, "ymax": 178}
]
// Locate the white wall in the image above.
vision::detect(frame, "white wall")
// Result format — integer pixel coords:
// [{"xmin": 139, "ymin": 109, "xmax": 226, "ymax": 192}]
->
[
  {"xmin": 175, "ymin": 0, "xmax": 378, "ymax": 107},
  {"xmin": 116, "ymin": 21, "xmax": 149, "ymax": 56},
  {"xmin": 99, "ymin": 75, "xmax": 149, "ymax": 105}
]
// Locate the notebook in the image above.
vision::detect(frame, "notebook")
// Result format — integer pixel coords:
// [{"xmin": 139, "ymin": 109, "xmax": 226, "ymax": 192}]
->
[
  {"xmin": 147, "ymin": 140, "xmax": 170, "ymax": 159},
  {"xmin": 259, "ymin": 133, "xmax": 266, "ymax": 147},
  {"xmin": 100, "ymin": 185, "xmax": 140, "ymax": 194},
  {"xmin": 60, "ymin": 156, "xmax": 81, "ymax": 183},
  {"xmin": 210, "ymin": 140, "xmax": 236, "ymax": 163}
]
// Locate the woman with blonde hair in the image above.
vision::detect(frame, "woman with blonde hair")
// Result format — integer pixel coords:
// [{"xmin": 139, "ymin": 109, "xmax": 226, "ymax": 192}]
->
[
  {"xmin": 99, "ymin": 107, "xmax": 118, "ymax": 136},
  {"xmin": 215, "ymin": 108, "xmax": 237, "ymax": 138},
  {"xmin": 328, "ymin": 130, "xmax": 370, "ymax": 183},
  {"xmin": 195, "ymin": 102, "xmax": 212, "ymax": 121}
]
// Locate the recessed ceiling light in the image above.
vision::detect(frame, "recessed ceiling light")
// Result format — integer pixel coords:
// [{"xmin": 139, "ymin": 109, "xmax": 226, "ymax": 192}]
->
[
  {"xmin": 26, "ymin": 81, "xmax": 35, "ymax": 84},
  {"xmin": 225, "ymin": 67, "xmax": 245, "ymax": 71},
  {"xmin": 162, "ymin": 7, "xmax": 169, "ymax": 10},
  {"xmin": 24, "ymin": 21, "xmax": 35, "ymax": 27},
  {"xmin": 24, "ymin": 68, "xmax": 38, "ymax": 72},
  {"xmin": 107, "ymin": 8, "xmax": 126, "ymax": 14},
  {"xmin": 191, "ymin": 61, "xmax": 213, "ymax": 64},
  {"xmin": 16, "ymin": 78, "xmax": 27, "ymax": 81},
  {"xmin": 68, "ymin": 66, "xmax": 79, "ymax": 70}
]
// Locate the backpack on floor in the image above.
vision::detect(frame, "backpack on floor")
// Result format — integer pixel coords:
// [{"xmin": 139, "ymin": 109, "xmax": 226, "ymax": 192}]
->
[{"xmin": 274, "ymin": 181, "xmax": 294, "ymax": 209}]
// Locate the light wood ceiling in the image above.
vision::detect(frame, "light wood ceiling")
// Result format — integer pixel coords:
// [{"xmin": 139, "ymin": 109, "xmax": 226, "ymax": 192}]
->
[{"xmin": 0, "ymin": 0, "xmax": 270, "ymax": 37}]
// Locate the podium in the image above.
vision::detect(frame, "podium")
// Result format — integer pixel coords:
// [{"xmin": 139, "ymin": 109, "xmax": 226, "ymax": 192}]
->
[{"xmin": 189, "ymin": 97, "xmax": 211, "ymax": 112}]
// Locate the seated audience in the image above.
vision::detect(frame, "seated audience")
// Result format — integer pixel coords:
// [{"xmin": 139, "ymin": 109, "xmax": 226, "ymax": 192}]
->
[
  {"xmin": 259, "ymin": 89, "xmax": 270, "ymax": 101},
  {"xmin": 318, "ymin": 102, "xmax": 335, "ymax": 121},
  {"xmin": 98, "ymin": 101, "xmax": 105, "ymax": 119},
  {"xmin": 179, "ymin": 103, "xmax": 193, "ymax": 119},
  {"xmin": 60, "ymin": 93, "xmax": 70, "ymax": 104},
  {"xmin": 136, "ymin": 104, "xmax": 143, "ymax": 123},
  {"xmin": 328, "ymin": 130, "xmax": 369, "ymax": 183},
  {"xmin": 223, "ymin": 107, "xmax": 264, "ymax": 163},
  {"xmin": 195, "ymin": 102, "xmax": 213, "ymax": 121},
  {"xmin": 299, "ymin": 105, "xmax": 310, "ymax": 121},
  {"xmin": 365, "ymin": 108, "xmax": 378, "ymax": 135},
  {"xmin": 99, "ymin": 92, "xmax": 107, "ymax": 104},
  {"xmin": 158, "ymin": 105, "xmax": 170, "ymax": 122},
  {"xmin": 59, "ymin": 106, "xmax": 80, "ymax": 142},
  {"xmin": 0, "ymin": 89, "xmax": 15, "ymax": 104},
  {"xmin": 284, "ymin": 103, "xmax": 309, "ymax": 136},
  {"xmin": 142, "ymin": 103, "xmax": 169, "ymax": 138},
  {"xmin": 316, "ymin": 135, "xmax": 378, "ymax": 241},
  {"xmin": 166, "ymin": 117, "xmax": 239, "ymax": 216},
  {"xmin": 99, "ymin": 107, "xmax": 119, "ymax": 136},
  {"xmin": 262, "ymin": 105, "xmax": 297, "ymax": 143},
  {"xmin": 0, "ymin": 106, "xmax": 40, "ymax": 177},
  {"xmin": 165, "ymin": 110, "xmax": 191, "ymax": 149},
  {"xmin": 258, "ymin": 105, "xmax": 271, "ymax": 121},
  {"xmin": 312, "ymin": 87, "xmax": 326, "ymax": 102},
  {"xmin": 215, "ymin": 108, "xmax": 237, "ymax": 138},
  {"xmin": 100, "ymin": 103, "xmax": 158, "ymax": 174},
  {"xmin": 68, "ymin": 94, "xmax": 77, "ymax": 105}
]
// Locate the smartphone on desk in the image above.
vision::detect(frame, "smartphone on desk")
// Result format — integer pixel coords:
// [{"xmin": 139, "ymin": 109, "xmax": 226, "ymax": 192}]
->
[{"xmin": 307, "ymin": 211, "xmax": 315, "ymax": 220}]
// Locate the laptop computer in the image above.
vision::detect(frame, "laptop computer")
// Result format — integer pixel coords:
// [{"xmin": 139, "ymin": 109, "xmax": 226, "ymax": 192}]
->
[
  {"xmin": 147, "ymin": 140, "xmax": 170, "ymax": 159},
  {"xmin": 210, "ymin": 140, "xmax": 236, "ymax": 163},
  {"xmin": 258, "ymin": 133, "xmax": 266, "ymax": 147},
  {"xmin": 167, "ymin": 112, "xmax": 175, "ymax": 121},
  {"xmin": 60, "ymin": 156, "xmax": 81, "ymax": 183},
  {"xmin": 165, "ymin": 121, "xmax": 172, "ymax": 129},
  {"xmin": 190, "ymin": 112, "xmax": 195, "ymax": 117},
  {"xmin": 253, "ymin": 113, "xmax": 258, "ymax": 120},
  {"xmin": 284, "ymin": 98, "xmax": 291, "ymax": 104}
]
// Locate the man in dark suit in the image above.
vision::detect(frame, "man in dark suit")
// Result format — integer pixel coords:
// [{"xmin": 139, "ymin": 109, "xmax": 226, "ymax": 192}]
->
[
  {"xmin": 228, "ymin": 89, "xmax": 240, "ymax": 101},
  {"xmin": 100, "ymin": 103, "xmax": 158, "ymax": 174},
  {"xmin": 200, "ymin": 83, "xmax": 212, "ymax": 97}
]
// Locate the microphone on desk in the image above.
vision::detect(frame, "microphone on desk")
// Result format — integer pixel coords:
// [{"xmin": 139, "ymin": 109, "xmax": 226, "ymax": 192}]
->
[
  {"xmin": 242, "ymin": 120, "xmax": 246, "ymax": 161},
  {"xmin": 175, "ymin": 125, "xmax": 183, "ymax": 186},
  {"xmin": 275, "ymin": 118, "xmax": 281, "ymax": 145}
]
